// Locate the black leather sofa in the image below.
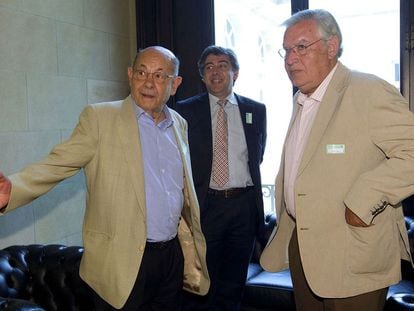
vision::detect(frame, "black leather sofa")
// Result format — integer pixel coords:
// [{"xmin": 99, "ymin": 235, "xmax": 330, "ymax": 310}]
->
[
  {"xmin": 1, "ymin": 201, "xmax": 414, "ymax": 311},
  {"xmin": 0, "ymin": 244, "xmax": 93, "ymax": 311},
  {"xmin": 241, "ymin": 197, "xmax": 414, "ymax": 311}
]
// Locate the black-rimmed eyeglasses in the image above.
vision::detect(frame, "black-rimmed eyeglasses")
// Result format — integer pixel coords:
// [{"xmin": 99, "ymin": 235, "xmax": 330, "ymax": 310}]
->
[{"xmin": 278, "ymin": 38, "xmax": 324, "ymax": 59}]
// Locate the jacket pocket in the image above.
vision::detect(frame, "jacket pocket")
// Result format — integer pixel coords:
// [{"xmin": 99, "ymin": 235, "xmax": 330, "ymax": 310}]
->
[{"xmin": 346, "ymin": 217, "xmax": 397, "ymax": 274}]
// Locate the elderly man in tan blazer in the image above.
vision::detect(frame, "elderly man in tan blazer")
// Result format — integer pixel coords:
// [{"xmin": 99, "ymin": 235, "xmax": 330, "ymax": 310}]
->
[
  {"xmin": 0, "ymin": 46, "xmax": 209, "ymax": 310},
  {"xmin": 260, "ymin": 9, "xmax": 414, "ymax": 311}
]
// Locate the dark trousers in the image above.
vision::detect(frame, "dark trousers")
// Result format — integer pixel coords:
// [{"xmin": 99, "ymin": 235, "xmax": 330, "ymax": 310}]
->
[
  {"xmin": 182, "ymin": 188, "xmax": 257, "ymax": 311},
  {"xmin": 93, "ymin": 237, "xmax": 184, "ymax": 311},
  {"xmin": 288, "ymin": 227, "xmax": 388, "ymax": 311}
]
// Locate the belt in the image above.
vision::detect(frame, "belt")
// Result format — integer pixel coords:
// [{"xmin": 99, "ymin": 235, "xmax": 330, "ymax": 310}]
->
[
  {"xmin": 145, "ymin": 237, "xmax": 176, "ymax": 250},
  {"xmin": 207, "ymin": 186, "xmax": 253, "ymax": 199}
]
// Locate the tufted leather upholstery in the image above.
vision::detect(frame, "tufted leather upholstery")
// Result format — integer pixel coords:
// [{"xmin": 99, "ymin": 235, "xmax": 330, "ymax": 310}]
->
[
  {"xmin": 383, "ymin": 197, "xmax": 414, "ymax": 311},
  {"xmin": 0, "ymin": 245, "xmax": 94, "ymax": 311}
]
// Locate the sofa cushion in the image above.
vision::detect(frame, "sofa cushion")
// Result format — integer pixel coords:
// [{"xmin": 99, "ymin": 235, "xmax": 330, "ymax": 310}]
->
[
  {"xmin": 243, "ymin": 267, "xmax": 295, "ymax": 311},
  {"xmin": 385, "ymin": 293, "xmax": 414, "ymax": 310}
]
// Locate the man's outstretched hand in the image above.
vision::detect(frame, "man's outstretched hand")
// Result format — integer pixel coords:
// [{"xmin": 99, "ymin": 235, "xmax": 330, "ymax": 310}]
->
[{"xmin": 0, "ymin": 172, "xmax": 11, "ymax": 210}]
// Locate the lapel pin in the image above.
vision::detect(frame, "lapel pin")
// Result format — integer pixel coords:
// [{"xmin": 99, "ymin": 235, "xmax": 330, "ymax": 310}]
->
[{"xmin": 246, "ymin": 112, "xmax": 252, "ymax": 124}]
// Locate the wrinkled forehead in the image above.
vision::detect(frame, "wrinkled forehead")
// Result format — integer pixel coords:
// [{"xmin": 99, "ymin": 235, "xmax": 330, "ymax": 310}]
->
[
  {"xmin": 135, "ymin": 49, "xmax": 174, "ymax": 72},
  {"xmin": 284, "ymin": 19, "xmax": 320, "ymax": 45}
]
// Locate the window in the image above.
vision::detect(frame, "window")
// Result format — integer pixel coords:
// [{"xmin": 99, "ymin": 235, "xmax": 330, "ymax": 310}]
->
[
  {"xmin": 215, "ymin": 0, "xmax": 291, "ymax": 213},
  {"xmin": 310, "ymin": 0, "xmax": 400, "ymax": 88}
]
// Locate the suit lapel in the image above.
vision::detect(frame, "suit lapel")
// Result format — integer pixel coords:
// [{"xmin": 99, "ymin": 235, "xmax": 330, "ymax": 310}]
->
[
  {"xmin": 285, "ymin": 94, "xmax": 301, "ymax": 148},
  {"xmin": 170, "ymin": 110, "xmax": 198, "ymax": 217},
  {"xmin": 237, "ymin": 96, "xmax": 248, "ymax": 126},
  {"xmin": 199, "ymin": 94, "xmax": 213, "ymax": 151},
  {"xmin": 171, "ymin": 113, "xmax": 191, "ymax": 172},
  {"xmin": 297, "ymin": 63, "xmax": 350, "ymax": 176},
  {"xmin": 193, "ymin": 94, "xmax": 214, "ymax": 165},
  {"xmin": 236, "ymin": 95, "xmax": 255, "ymax": 151},
  {"xmin": 117, "ymin": 96, "xmax": 146, "ymax": 218}
]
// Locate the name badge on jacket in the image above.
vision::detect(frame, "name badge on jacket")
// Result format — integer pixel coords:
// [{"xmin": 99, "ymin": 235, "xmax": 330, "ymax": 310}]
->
[{"xmin": 326, "ymin": 144, "xmax": 345, "ymax": 154}]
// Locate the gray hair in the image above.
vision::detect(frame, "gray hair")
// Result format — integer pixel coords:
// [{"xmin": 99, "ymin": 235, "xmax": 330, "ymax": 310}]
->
[{"xmin": 283, "ymin": 9, "xmax": 343, "ymax": 58}]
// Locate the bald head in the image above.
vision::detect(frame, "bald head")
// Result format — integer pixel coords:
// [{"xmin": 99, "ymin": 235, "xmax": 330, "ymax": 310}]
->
[{"xmin": 132, "ymin": 46, "xmax": 180, "ymax": 75}]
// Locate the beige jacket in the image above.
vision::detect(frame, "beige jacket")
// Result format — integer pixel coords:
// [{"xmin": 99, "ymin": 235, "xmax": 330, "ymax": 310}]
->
[
  {"xmin": 261, "ymin": 63, "xmax": 414, "ymax": 298},
  {"xmin": 5, "ymin": 96, "xmax": 209, "ymax": 308}
]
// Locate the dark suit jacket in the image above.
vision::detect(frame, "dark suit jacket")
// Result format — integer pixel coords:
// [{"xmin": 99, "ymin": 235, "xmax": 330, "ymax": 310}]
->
[{"xmin": 175, "ymin": 92, "xmax": 267, "ymax": 233}]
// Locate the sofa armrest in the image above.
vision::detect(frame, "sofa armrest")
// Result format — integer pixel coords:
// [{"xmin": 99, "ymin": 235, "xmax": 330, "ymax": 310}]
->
[{"xmin": 0, "ymin": 297, "xmax": 45, "ymax": 311}]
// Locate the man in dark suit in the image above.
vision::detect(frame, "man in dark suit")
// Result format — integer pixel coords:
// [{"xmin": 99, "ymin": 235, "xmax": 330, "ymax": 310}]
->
[{"xmin": 175, "ymin": 45, "xmax": 267, "ymax": 310}]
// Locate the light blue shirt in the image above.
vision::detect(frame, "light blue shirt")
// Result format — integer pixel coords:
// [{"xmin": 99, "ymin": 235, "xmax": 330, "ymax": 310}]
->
[
  {"xmin": 133, "ymin": 102, "xmax": 183, "ymax": 242},
  {"xmin": 208, "ymin": 93, "xmax": 253, "ymax": 190}
]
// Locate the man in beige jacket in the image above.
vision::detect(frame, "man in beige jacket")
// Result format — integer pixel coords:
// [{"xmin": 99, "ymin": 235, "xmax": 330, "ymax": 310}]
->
[
  {"xmin": 260, "ymin": 9, "xmax": 414, "ymax": 311},
  {"xmin": 0, "ymin": 46, "xmax": 209, "ymax": 310}
]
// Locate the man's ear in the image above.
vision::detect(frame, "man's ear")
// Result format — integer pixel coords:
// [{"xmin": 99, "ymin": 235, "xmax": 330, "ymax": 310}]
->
[
  {"xmin": 327, "ymin": 36, "xmax": 339, "ymax": 59},
  {"xmin": 233, "ymin": 70, "xmax": 239, "ymax": 84},
  {"xmin": 170, "ymin": 76, "xmax": 183, "ymax": 96},
  {"xmin": 127, "ymin": 67, "xmax": 133, "ymax": 79},
  {"xmin": 127, "ymin": 67, "xmax": 134, "ymax": 86}
]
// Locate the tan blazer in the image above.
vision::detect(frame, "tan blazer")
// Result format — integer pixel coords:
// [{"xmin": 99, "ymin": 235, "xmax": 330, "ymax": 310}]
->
[
  {"xmin": 5, "ymin": 96, "xmax": 210, "ymax": 309},
  {"xmin": 261, "ymin": 62, "xmax": 414, "ymax": 298}
]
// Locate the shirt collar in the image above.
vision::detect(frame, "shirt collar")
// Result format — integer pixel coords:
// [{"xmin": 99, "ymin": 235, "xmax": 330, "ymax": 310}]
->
[
  {"xmin": 131, "ymin": 100, "xmax": 173, "ymax": 129},
  {"xmin": 208, "ymin": 92, "xmax": 238, "ymax": 107}
]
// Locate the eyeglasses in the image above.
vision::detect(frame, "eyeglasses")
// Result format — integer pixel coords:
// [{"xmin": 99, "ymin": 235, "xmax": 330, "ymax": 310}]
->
[
  {"xmin": 278, "ymin": 38, "xmax": 324, "ymax": 59},
  {"xmin": 132, "ymin": 69, "xmax": 176, "ymax": 83}
]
